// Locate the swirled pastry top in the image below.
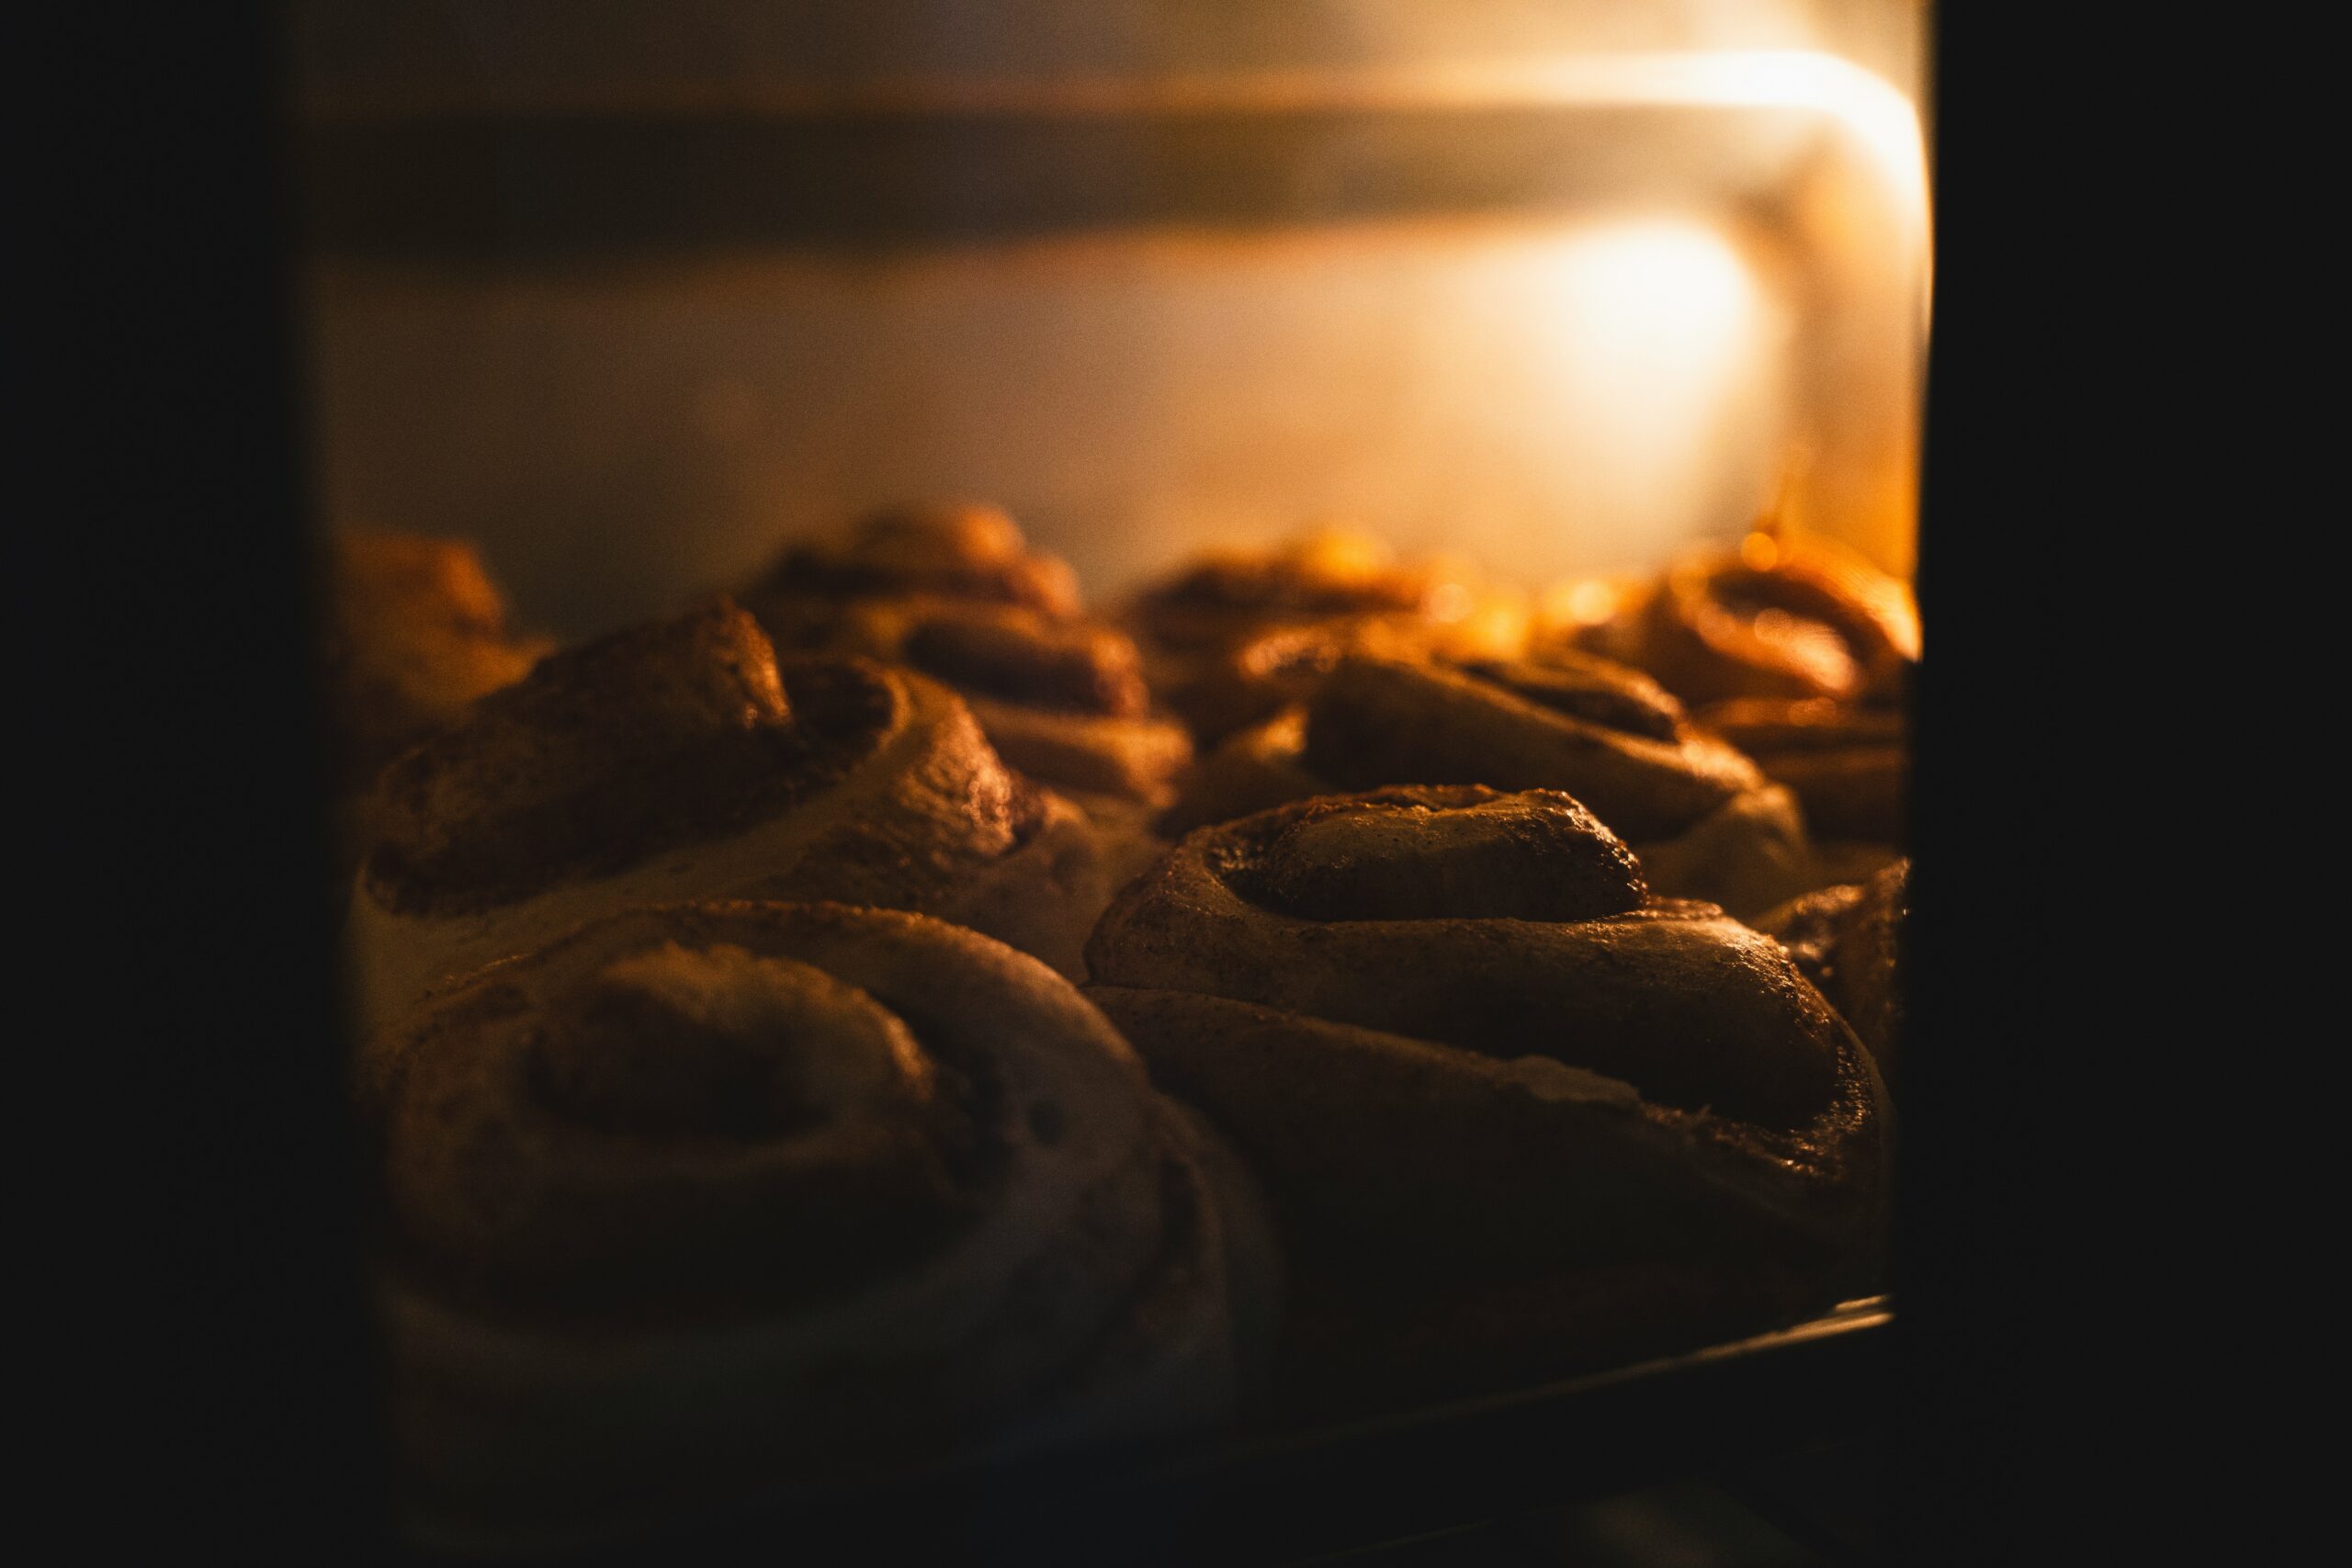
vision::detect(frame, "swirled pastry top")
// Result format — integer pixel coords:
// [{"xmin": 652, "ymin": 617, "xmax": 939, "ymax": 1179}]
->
[
  {"xmin": 322, "ymin": 529, "xmax": 549, "ymax": 789},
  {"xmin": 1638, "ymin": 528, "xmax": 1919, "ymax": 705},
  {"xmin": 1122, "ymin": 531, "xmax": 1523, "ymax": 662},
  {"xmin": 1087, "ymin": 789, "xmax": 1883, "ymax": 1411},
  {"xmin": 348, "ymin": 597, "xmax": 1115, "ymax": 1026},
  {"xmin": 846, "ymin": 603, "xmax": 1194, "ymax": 807},
  {"xmin": 1090, "ymin": 785, "xmax": 1873, "ymax": 1144},
  {"xmin": 1120, "ymin": 532, "xmax": 1528, "ymax": 741},
  {"xmin": 1124, "ymin": 531, "xmax": 1440, "ymax": 649},
  {"xmin": 358, "ymin": 600, "xmax": 1040, "ymax": 918},
  {"xmin": 361, "ymin": 901, "xmax": 1278, "ymax": 1544},
  {"xmin": 361, "ymin": 902, "xmax": 1168, "ymax": 1323},
  {"xmin": 1193, "ymin": 649, "xmax": 1771, "ymax": 842},
  {"xmin": 806, "ymin": 599, "xmax": 1151, "ymax": 721},
  {"xmin": 741, "ymin": 509, "xmax": 1191, "ymax": 804},
  {"xmin": 744, "ymin": 503, "xmax": 1081, "ymax": 638}
]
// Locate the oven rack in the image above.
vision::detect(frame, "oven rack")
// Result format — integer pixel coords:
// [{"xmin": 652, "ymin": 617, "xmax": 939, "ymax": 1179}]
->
[{"xmin": 413, "ymin": 1296, "xmax": 1891, "ymax": 1566}]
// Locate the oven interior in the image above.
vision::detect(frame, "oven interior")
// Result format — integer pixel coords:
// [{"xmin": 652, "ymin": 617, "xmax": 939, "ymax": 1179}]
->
[{"xmin": 291, "ymin": 3, "xmax": 1931, "ymax": 1561}]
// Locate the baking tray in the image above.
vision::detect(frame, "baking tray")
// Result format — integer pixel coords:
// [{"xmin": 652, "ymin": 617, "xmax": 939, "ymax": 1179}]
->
[{"xmin": 416, "ymin": 1295, "xmax": 1890, "ymax": 1566}]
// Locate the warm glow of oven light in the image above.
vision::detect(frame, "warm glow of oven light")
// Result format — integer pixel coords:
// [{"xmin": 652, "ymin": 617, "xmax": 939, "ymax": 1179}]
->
[
  {"xmin": 1566, "ymin": 581, "xmax": 1618, "ymax": 624},
  {"xmin": 1293, "ymin": 528, "xmax": 1397, "ymax": 583},
  {"xmin": 1740, "ymin": 530, "xmax": 1781, "ymax": 572},
  {"xmin": 1540, "ymin": 578, "xmax": 1631, "ymax": 631},
  {"xmin": 1109, "ymin": 49, "xmax": 1928, "ymax": 318},
  {"xmin": 1458, "ymin": 597, "xmax": 1532, "ymax": 658},
  {"xmin": 1487, "ymin": 50, "xmax": 1933, "ymax": 317},
  {"xmin": 1525, "ymin": 218, "xmax": 1770, "ymax": 547},
  {"xmin": 400, "ymin": 47, "xmax": 1928, "ymax": 307}
]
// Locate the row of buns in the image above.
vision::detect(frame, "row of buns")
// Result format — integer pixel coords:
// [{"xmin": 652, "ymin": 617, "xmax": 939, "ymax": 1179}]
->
[{"xmin": 322, "ymin": 506, "xmax": 1912, "ymax": 1545}]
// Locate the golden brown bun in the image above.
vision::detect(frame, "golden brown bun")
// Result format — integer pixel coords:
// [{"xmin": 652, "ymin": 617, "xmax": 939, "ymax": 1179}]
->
[
  {"xmin": 347, "ymin": 600, "xmax": 1109, "ymax": 1027},
  {"xmin": 1161, "ymin": 649, "xmax": 1812, "ymax": 917},
  {"xmin": 1756, "ymin": 858, "xmax": 1909, "ymax": 1087},
  {"xmin": 1547, "ymin": 526, "xmax": 1915, "ymax": 869},
  {"xmin": 777, "ymin": 595, "xmax": 1193, "ymax": 806},
  {"xmin": 1120, "ymin": 531, "xmax": 1529, "ymax": 744},
  {"xmin": 853, "ymin": 604, "xmax": 1193, "ymax": 897},
  {"xmin": 744, "ymin": 502, "xmax": 1080, "ymax": 629},
  {"xmin": 361, "ymin": 901, "xmax": 1279, "ymax": 1548},
  {"xmin": 741, "ymin": 509, "xmax": 1194, "ymax": 886},
  {"xmin": 320, "ymin": 529, "xmax": 550, "ymax": 793},
  {"xmin": 1085, "ymin": 786, "xmax": 1889, "ymax": 1414},
  {"xmin": 1632, "ymin": 527, "xmax": 1918, "ymax": 706},
  {"xmin": 1699, "ymin": 694, "xmax": 1907, "ymax": 847}
]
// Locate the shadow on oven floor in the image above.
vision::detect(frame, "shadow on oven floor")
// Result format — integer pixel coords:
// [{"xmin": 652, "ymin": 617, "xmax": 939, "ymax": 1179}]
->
[{"xmin": 1292, "ymin": 1438, "xmax": 1879, "ymax": 1567}]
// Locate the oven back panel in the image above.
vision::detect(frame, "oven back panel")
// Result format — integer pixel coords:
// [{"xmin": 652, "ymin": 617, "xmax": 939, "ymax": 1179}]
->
[{"xmin": 296, "ymin": 2, "xmax": 1927, "ymax": 637}]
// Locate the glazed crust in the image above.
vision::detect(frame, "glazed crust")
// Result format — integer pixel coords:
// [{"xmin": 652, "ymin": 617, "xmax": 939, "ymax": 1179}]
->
[
  {"xmin": 1085, "ymin": 786, "xmax": 1887, "ymax": 1408},
  {"xmin": 1161, "ymin": 651, "xmax": 1812, "ymax": 916},
  {"xmin": 347, "ymin": 601, "xmax": 1109, "ymax": 1027},
  {"xmin": 362, "ymin": 902, "xmax": 1277, "ymax": 1547},
  {"xmin": 1756, "ymin": 859, "xmax": 1909, "ymax": 1085}
]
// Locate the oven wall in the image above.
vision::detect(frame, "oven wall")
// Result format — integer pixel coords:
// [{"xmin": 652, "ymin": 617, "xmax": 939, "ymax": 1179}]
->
[{"xmin": 295, "ymin": 2, "xmax": 1925, "ymax": 638}]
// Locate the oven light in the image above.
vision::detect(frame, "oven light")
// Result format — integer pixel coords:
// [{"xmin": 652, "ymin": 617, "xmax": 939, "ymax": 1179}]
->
[{"xmin": 1529, "ymin": 218, "xmax": 1773, "ymax": 557}]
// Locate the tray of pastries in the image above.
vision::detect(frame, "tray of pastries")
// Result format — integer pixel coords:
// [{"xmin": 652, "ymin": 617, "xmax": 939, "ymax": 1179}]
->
[{"xmin": 329, "ymin": 504, "xmax": 1914, "ymax": 1556}]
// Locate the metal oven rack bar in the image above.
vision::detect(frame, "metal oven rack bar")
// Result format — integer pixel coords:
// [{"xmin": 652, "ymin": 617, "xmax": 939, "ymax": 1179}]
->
[{"xmin": 469, "ymin": 1299, "xmax": 1891, "ymax": 1567}]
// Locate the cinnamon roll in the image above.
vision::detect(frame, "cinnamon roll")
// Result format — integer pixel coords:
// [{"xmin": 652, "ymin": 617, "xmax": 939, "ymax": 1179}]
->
[
  {"xmin": 360, "ymin": 901, "xmax": 1279, "ymax": 1547},
  {"xmin": 1697, "ymin": 695, "xmax": 1906, "ymax": 861},
  {"xmin": 1161, "ymin": 649, "xmax": 1812, "ymax": 917},
  {"xmin": 1632, "ymin": 525, "xmax": 1917, "ymax": 707},
  {"xmin": 1086, "ymin": 786, "xmax": 1888, "ymax": 1414},
  {"xmin": 319, "ymin": 529, "xmax": 549, "ymax": 795},
  {"xmin": 741, "ymin": 506, "xmax": 1193, "ymax": 881},
  {"xmin": 1119, "ymin": 531, "xmax": 1529, "ymax": 745},
  {"xmin": 742, "ymin": 502, "xmax": 1081, "ymax": 635},
  {"xmin": 1757, "ymin": 858, "xmax": 1908, "ymax": 1087},
  {"xmin": 1567, "ymin": 525, "xmax": 1917, "ymax": 864},
  {"xmin": 347, "ymin": 600, "xmax": 1109, "ymax": 1026}
]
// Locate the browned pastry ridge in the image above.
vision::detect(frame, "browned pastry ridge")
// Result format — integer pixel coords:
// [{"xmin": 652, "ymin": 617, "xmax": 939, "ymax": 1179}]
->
[
  {"xmin": 1757, "ymin": 858, "xmax": 1909, "ymax": 1087},
  {"xmin": 361, "ymin": 901, "xmax": 1279, "ymax": 1549},
  {"xmin": 1700, "ymin": 695, "xmax": 1907, "ymax": 849},
  {"xmin": 1085, "ymin": 786, "xmax": 1889, "ymax": 1415},
  {"xmin": 346, "ymin": 599, "xmax": 1110, "ymax": 1026},
  {"xmin": 320, "ymin": 529, "xmax": 550, "ymax": 794},
  {"xmin": 741, "ymin": 505, "xmax": 1194, "ymax": 878},
  {"xmin": 1163, "ymin": 649, "xmax": 1812, "ymax": 917},
  {"xmin": 1634, "ymin": 528, "xmax": 1917, "ymax": 706},
  {"xmin": 744, "ymin": 501, "xmax": 1081, "ymax": 631},
  {"xmin": 1577, "ymin": 526, "xmax": 1917, "ymax": 858},
  {"xmin": 1119, "ymin": 531, "xmax": 1528, "ymax": 746}
]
